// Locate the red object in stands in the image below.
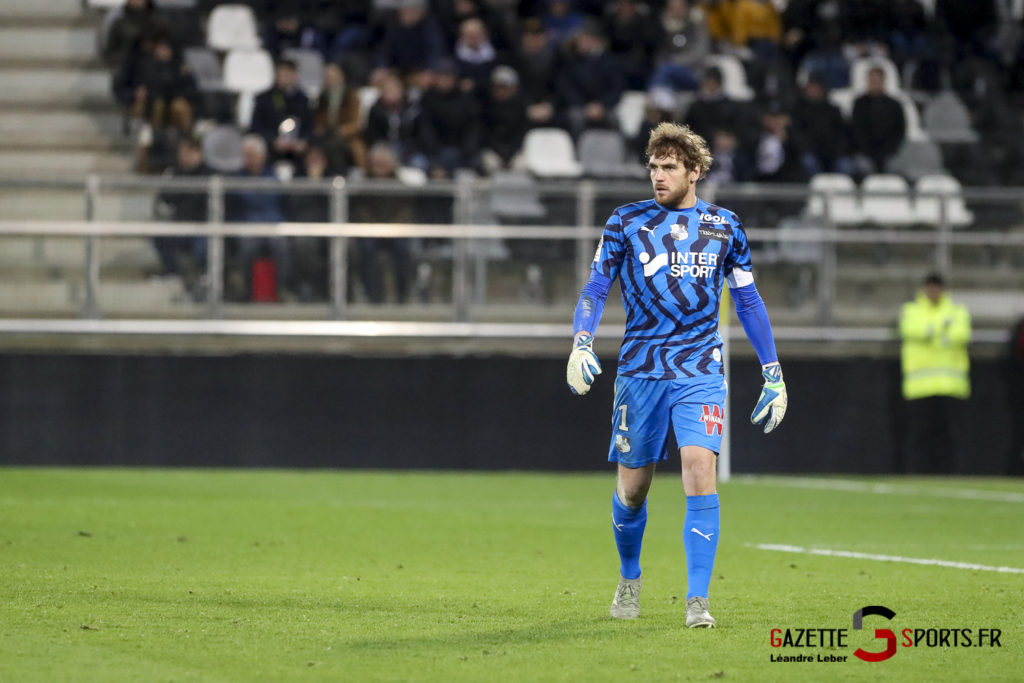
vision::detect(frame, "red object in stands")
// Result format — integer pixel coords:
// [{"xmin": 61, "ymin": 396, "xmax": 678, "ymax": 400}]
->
[{"xmin": 251, "ymin": 258, "xmax": 277, "ymax": 302}]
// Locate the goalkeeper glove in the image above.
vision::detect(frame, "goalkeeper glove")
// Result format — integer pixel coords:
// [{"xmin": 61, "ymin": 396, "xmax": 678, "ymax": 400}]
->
[
  {"xmin": 751, "ymin": 361, "xmax": 787, "ymax": 433},
  {"xmin": 566, "ymin": 332, "xmax": 602, "ymax": 395}
]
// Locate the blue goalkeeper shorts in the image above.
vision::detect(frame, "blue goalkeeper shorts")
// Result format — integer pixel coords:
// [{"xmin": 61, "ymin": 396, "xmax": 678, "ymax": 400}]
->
[{"xmin": 607, "ymin": 374, "xmax": 727, "ymax": 468}]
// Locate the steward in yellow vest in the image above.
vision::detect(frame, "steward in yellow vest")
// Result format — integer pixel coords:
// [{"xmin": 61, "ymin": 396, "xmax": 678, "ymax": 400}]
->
[{"xmin": 899, "ymin": 274, "xmax": 971, "ymax": 400}]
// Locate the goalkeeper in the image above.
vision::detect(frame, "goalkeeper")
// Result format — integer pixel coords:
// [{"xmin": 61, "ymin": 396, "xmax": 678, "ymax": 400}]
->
[{"xmin": 567, "ymin": 122, "xmax": 787, "ymax": 628}]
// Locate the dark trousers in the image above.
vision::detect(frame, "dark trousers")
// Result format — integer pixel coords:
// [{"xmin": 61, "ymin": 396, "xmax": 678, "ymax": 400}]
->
[{"xmin": 903, "ymin": 396, "xmax": 965, "ymax": 474}]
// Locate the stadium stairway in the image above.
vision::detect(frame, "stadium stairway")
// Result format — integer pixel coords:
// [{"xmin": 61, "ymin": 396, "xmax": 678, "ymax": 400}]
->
[{"xmin": 0, "ymin": 0, "xmax": 176, "ymax": 317}]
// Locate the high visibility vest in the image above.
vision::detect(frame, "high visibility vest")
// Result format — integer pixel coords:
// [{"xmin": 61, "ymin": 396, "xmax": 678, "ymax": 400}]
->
[{"xmin": 899, "ymin": 292, "xmax": 971, "ymax": 400}]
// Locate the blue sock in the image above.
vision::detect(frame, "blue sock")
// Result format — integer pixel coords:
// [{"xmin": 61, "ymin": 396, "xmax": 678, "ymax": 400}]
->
[
  {"xmin": 612, "ymin": 491, "xmax": 647, "ymax": 580},
  {"xmin": 684, "ymin": 493, "xmax": 720, "ymax": 600}
]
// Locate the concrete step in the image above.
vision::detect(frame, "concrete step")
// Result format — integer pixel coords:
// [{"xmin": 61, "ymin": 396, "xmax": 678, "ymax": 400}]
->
[
  {"xmin": 0, "ymin": 0, "xmax": 86, "ymax": 20},
  {"xmin": 0, "ymin": 67, "xmax": 111, "ymax": 106},
  {"xmin": 0, "ymin": 235, "xmax": 161, "ymax": 272},
  {"xmin": 0, "ymin": 281, "xmax": 75, "ymax": 314},
  {"xmin": 0, "ymin": 149, "xmax": 133, "ymax": 176},
  {"xmin": 0, "ymin": 26, "xmax": 98, "ymax": 61},
  {"xmin": 0, "ymin": 187, "xmax": 160, "ymax": 220}
]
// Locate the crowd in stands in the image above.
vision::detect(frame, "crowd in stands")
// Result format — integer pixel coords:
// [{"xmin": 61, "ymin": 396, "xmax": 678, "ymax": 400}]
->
[{"xmin": 97, "ymin": 0, "xmax": 1024, "ymax": 299}]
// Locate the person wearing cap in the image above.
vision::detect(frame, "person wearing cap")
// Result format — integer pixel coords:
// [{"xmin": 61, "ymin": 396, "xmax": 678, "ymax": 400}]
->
[
  {"xmin": 481, "ymin": 66, "xmax": 529, "ymax": 173},
  {"xmin": 899, "ymin": 273, "xmax": 972, "ymax": 473}
]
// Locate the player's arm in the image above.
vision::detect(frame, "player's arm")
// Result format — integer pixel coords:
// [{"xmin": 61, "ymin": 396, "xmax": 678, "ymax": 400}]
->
[
  {"xmin": 567, "ymin": 272, "xmax": 612, "ymax": 395},
  {"xmin": 567, "ymin": 212, "xmax": 624, "ymax": 395},
  {"xmin": 728, "ymin": 269, "xmax": 788, "ymax": 433}
]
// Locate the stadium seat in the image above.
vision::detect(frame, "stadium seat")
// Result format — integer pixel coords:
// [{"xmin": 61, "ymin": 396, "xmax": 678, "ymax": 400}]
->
[
  {"xmin": 703, "ymin": 54, "xmax": 755, "ymax": 101},
  {"xmin": 923, "ymin": 91, "xmax": 980, "ymax": 144},
  {"xmin": 615, "ymin": 90, "xmax": 648, "ymax": 139},
  {"xmin": 283, "ymin": 48, "xmax": 324, "ymax": 100},
  {"xmin": 201, "ymin": 124, "xmax": 244, "ymax": 172},
  {"xmin": 885, "ymin": 139, "xmax": 945, "ymax": 181},
  {"xmin": 897, "ymin": 92, "xmax": 928, "ymax": 142},
  {"xmin": 396, "ymin": 166, "xmax": 428, "ymax": 186},
  {"xmin": 207, "ymin": 4, "xmax": 261, "ymax": 51},
  {"xmin": 184, "ymin": 47, "xmax": 223, "ymax": 92},
  {"xmin": 522, "ymin": 128, "xmax": 582, "ymax": 178},
  {"xmin": 578, "ymin": 129, "xmax": 643, "ymax": 179},
  {"xmin": 861, "ymin": 174, "xmax": 918, "ymax": 226},
  {"xmin": 222, "ymin": 48, "xmax": 274, "ymax": 93},
  {"xmin": 915, "ymin": 174, "xmax": 974, "ymax": 227},
  {"xmin": 806, "ymin": 173, "xmax": 862, "ymax": 226},
  {"xmin": 87, "ymin": 0, "xmax": 125, "ymax": 7}
]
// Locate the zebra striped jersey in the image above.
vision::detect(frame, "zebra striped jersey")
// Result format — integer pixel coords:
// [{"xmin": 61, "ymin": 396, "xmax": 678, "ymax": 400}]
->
[{"xmin": 593, "ymin": 197, "xmax": 754, "ymax": 380}]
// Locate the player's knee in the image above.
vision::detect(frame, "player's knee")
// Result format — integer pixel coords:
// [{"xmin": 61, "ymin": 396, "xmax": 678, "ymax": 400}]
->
[{"xmin": 616, "ymin": 483, "xmax": 648, "ymax": 509}]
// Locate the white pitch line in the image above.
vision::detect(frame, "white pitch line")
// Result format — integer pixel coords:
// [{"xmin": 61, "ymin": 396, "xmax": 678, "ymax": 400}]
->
[
  {"xmin": 755, "ymin": 543, "xmax": 1024, "ymax": 575},
  {"xmin": 733, "ymin": 476, "xmax": 1024, "ymax": 504}
]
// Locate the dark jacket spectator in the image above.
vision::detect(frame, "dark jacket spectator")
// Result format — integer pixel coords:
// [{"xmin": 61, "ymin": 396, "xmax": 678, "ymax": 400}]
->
[
  {"xmin": 754, "ymin": 105, "xmax": 807, "ymax": 183},
  {"xmin": 152, "ymin": 137, "xmax": 210, "ymax": 278},
  {"xmin": 250, "ymin": 59, "xmax": 312, "ymax": 161},
  {"xmin": 454, "ymin": 17, "xmax": 499, "ymax": 95},
  {"xmin": 685, "ymin": 68, "xmax": 749, "ymax": 147},
  {"xmin": 364, "ymin": 74, "xmax": 420, "ymax": 162},
  {"xmin": 706, "ymin": 129, "xmax": 756, "ymax": 184},
  {"xmin": 556, "ymin": 23, "xmax": 626, "ymax": 133},
  {"xmin": 103, "ymin": 0, "xmax": 162, "ymax": 66},
  {"xmin": 481, "ymin": 66, "xmax": 530, "ymax": 171},
  {"xmin": 603, "ymin": 0, "xmax": 660, "ymax": 90},
  {"xmin": 850, "ymin": 68, "xmax": 906, "ymax": 173},
  {"xmin": 542, "ymin": 0, "xmax": 585, "ymax": 46},
  {"xmin": 512, "ymin": 18, "xmax": 562, "ymax": 128},
  {"xmin": 791, "ymin": 77, "xmax": 853, "ymax": 175},
  {"xmin": 413, "ymin": 60, "xmax": 482, "ymax": 177},
  {"xmin": 375, "ymin": 0, "xmax": 447, "ymax": 76}
]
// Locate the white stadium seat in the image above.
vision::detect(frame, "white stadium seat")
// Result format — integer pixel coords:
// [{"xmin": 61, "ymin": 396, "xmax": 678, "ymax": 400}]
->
[
  {"xmin": 915, "ymin": 174, "xmax": 974, "ymax": 227},
  {"xmin": 861, "ymin": 173, "xmax": 918, "ymax": 226},
  {"xmin": 806, "ymin": 173, "xmax": 862, "ymax": 226},
  {"xmin": 207, "ymin": 4, "xmax": 261, "ymax": 51},
  {"xmin": 522, "ymin": 128, "xmax": 582, "ymax": 178},
  {"xmin": 703, "ymin": 54, "xmax": 755, "ymax": 101}
]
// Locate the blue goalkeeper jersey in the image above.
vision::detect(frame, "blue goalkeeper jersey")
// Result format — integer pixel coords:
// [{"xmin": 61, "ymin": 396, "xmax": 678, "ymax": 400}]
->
[{"xmin": 592, "ymin": 197, "xmax": 754, "ymax": 380}]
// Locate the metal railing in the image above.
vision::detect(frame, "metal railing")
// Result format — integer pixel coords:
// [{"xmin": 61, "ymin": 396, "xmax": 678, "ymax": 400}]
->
[{"xmin": 1, "ymin": 174, "xmax": 1022, "ymax": 344}]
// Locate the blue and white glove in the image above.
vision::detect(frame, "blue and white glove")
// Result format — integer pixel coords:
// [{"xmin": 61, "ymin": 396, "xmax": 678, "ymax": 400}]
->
[
  {"xmin": 751, "ymin": 362, "xmax": 787, "ymax": 433},
  {"xmin": 567, "ymin": 332, "xmax": 602, "ymax": 395}
]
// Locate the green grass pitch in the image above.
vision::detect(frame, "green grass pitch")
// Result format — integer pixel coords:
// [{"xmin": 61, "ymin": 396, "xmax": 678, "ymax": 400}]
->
[{"xmin": 1, "ymin": 468, "xmax": 1022, "ymax": 682}]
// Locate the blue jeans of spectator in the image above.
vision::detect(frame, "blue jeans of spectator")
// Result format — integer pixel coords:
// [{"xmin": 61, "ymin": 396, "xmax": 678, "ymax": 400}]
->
[
  {"xmin": 649, "ymin": 63, "xmax": 699, "ymax": 91},
  {"xmin": 153, "ymin": 236, "xmax": 207, "ymax": 274}
]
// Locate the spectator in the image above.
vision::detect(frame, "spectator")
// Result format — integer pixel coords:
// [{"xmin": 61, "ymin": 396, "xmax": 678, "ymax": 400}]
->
[
  {"xmin": 791, "ymin": 76, "xmax": 854, "ymax": 176},
  {"xmin": 351, "ymin": 144, "xmax": 415, "ymax": 304},
  {"xmin": 438, "ymin": 0, "xmax": 511, "ymax": 52},
  {"xmin": 313, "ymin": 62, "xmax": 366, "ymax": 172},
  {"xmin": 152, "ymin": 137, "xmax": 210, "ymax": 289},
  {"xmin": 261, "ymin": 5, "xmax": 321, "ymax": 57},
  {"xmin": 481, "ymin": 66, "xmax": 530, "ymax": 173},
  {"xmin": 556, "ymin": 21, "xmax": 625, "ymax": 135},
  {"xmin": 375, "ymin": 0, "xmax": 447, "ymax": 78},
  {"xmin": 250, "ymin": 59, "xmax": 312, "ymax": 164},
  {"xmin": 850, "ymin": 66, "xmax": 906, "ymax": 174},
  {"xmin": 412, "ymin": 59, "xmax": 482, "ymax": 178},
  {"xmin": 364, "ymin": 73, "xmax": 419, "ymax": 163},
  {"xmin": 706, "ymin": 128, "xmax": 755, "ymax": 184},
  {"xmin": 754, "ymin": 102, "xmax": 806, "ymax": 183},
  {"xmin": 286, "ymin": 146, "xmax": 335, "ymax": 301},
  {"xmin": 796, "ymin": 27, "xmax": 851, "ymax": 91},
  {"xmin": 602, "ymin": 0, "xmax": 660, "ymax": 90},
  {"xmin": 454, "ymin": 17, "xmax": 499, "ymax": 95},
  {"xmin": 307, "ymin": 0, "xmax": 372, "ymax": 64},
  {"xmin": 542, "ymin": 0, "xmax": 585, "ymax": 46},
  {"xmin": 512, "ymin": 18, "xmax": 561, "ymax": 129},
  {"xmin": 226, "ymin": 135, "xmax": 291, "ymax": 301},
  {"xmin": 649, "ymin": 0, "xmax": 710, "ymax": 93},
  {"xmin": 103, "ymin": 0, "xmax": 162, "ymax": 67},
  {"xmin": 899, "ymin": 273, "xmax": 972, "ymax": 473},
  {"xmin": 730, "ymin": 0, "xmax": 783, "ymax": 61},
  {"xmin": 685, "ymin": 68, "xmax": 747, "ymax": 148},
  {"xmin": 113, "ymin": 34, "xmax": 197, "ymax": 172}
]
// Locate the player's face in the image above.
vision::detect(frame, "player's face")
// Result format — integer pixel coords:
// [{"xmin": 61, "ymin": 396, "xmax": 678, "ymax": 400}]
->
[{"xmin": 649, "ymin": 154, "xmax": 700, "ymax": 208}]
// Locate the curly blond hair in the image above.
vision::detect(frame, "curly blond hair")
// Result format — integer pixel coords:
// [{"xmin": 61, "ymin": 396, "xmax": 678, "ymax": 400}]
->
[{"xmin": 645, "ymin": 122, "xmax": 714, "ymax": 180}]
